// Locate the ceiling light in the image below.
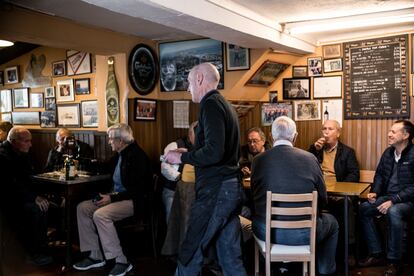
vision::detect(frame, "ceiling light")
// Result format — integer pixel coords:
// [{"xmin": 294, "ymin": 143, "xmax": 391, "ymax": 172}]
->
[
  {"xmin": 288, "ymin": 12, "xmax": 414, "ymax": 34},
  {"xmin": 0, "ymin": 39, "xmax": 14, "ymax": 47}
]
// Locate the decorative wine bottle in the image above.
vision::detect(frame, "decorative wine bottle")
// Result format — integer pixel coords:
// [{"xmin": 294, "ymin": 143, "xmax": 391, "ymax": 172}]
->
[{"xmin": 106, "ymin": 56, "xmax": 120, "ymax": 127}]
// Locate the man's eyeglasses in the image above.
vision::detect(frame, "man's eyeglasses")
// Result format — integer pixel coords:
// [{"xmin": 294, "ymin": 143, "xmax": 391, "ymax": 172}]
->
[{"xmin": 247, "ymin": 139, "xmax": 262, "ymax": 145}]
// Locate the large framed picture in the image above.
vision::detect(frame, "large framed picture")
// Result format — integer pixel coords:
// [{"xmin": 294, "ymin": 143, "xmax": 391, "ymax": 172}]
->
[
  {"xmin": 0, "ymin": 89, "xmax": 12, "ymax": 113},
  {"xmin": 30, "ymin": 92, "xmax": 44, "ymax": 108},
  {"xmin": 134, "ymin": 99, "xmax": 156, "ymax": 121},
  {"xmin": 323, "ymin": 58, "xmax": 343, "ymax": 73},
  {"xmin": 56, "ymin": 79, "xmax": 74, "ymax": 102},
  {"xmin": 13, "ymin": 87, "xmax": 29, "ymax": 108},
  {"xmin": 81, "ymin": 100, "xmax": 98, "ymax": 127},
  {"xmin": 246, "ymin": 60, "xmax": 289, "ymax": 86},
  {"xmin": 261, "ymin": 103, "xmax": 293, "ymax": 126},
  {"xmin": 313, "ymin": 76, "xmax": 342, "ymax": 98},
  {"xmin": 294, "ymin": 100, "xmax": 321, "ymax": 121},
  {"xmin": 12, "ymin": 111, "xmax": 40, "ymax": 125},
  {"xmin": 282, "ymin": 78, "xmax": 310, "ymax": 99},
  {"xmin": 159, "ymin": 38, "xmax": 224, "ymax": 91},
  {"xmin": 226, "ymin": 43, "xmax": 250, "ymax": 71},
  {"xmin": 323, "ymin": 44, "xmax": 342, "ymax": 58},
  {"xmin": 57, "ymin": 104, "xmax": 80, "ymax": 127},
  {"xmin": 292, "ymin": 66, "xmax": 308, "ymax": 77},
  {"xmin": 40, "ymin": 111, "xmax": 56, "ymax": 128},
  {"xmin": 308, "ymin": 57, "xmax": 322, "ymax": 76},
  {"xmin": 66, "ymin": 51, "xmax": 92, "ymax": 75},
  {"xmin": 52, "ymin": 60, "xmax": 66, "ymax": 76},
  {"xmin": 74, "ymin": 78, "xmax": 90, "ymax": 95},
  {"xmin": 5, "ymin": 66, "xmax": 19, "ymax": 84}
]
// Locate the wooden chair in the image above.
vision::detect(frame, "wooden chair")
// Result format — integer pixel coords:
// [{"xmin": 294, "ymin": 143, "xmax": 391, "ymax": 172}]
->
[
  {"xmin": 359, "ymin": 170, "xmax": 375, "ymax": 198},
  {"xmin": 254, "ymin": 191, "xmax": 317, "ymax": 276}
]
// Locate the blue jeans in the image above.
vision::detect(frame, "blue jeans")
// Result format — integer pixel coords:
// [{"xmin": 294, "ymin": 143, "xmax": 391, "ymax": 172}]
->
[
  {"xmin": 162, "ymin": 187, "xmax": 175, "ymax": 223},
  {"xmin": 252, "ymin": 212, "xmax": 338, "ymax": 275},
  {"xmin": 175, "ymin": 178, "xmax": 247, "ymax": 276},
  {"xmin": 359, "ymin": 197, "xmax": 413, "ymax": 261}
]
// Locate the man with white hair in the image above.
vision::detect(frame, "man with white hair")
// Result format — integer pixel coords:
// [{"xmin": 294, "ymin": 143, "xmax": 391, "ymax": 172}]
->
[
  {"xmin": 73, "ymin": 123, "xmax": 152, "ymax": 276},
  {"xmin": 251, "ymin": 116, "xmax": 339, "ymax": 276},
  {"xmin": 165, "ymin": 63, "xmax": 247, "ymax": 275},
  {"xmin": 0, "ymin": 126, "xmax": 52, "ymax": 266}
]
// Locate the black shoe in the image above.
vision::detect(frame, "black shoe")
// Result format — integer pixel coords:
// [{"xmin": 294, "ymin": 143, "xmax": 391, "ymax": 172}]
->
[
  {"xmin": 383, "ymin": 263, "xmax": 401, "ymax": 276},
  {"xmin": 73, "ymin": 257, "xmax": 106, "ymax": 271},
  {"xmin": 28, "ymin": 254, "xmax": 53, "ymax": 266},
  {"xmin": 358, "ymin": 255, "xmax": 385, "ymax": 267}
]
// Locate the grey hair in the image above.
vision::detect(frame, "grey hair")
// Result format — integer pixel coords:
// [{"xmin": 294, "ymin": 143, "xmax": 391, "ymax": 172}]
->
[
  {"xmin": 107, "ymin": 123, "xmax": 134, "ymax": 143},
  {"xmin": 272, "ymin": 116, "xmax": 297, "ymax": 142},
  {"xmin": 247, "ymin": 127, "xmax": 266, "ymax": 142},
  {"xmin": 7, "ymin": 126, "xmax": 30, "ymax": 142},
  {"xmin": 56, "ymin": 128, "xmax": 72, "ymax": 142}
]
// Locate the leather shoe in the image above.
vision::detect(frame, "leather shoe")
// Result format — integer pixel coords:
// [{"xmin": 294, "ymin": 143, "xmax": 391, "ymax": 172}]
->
[
  {"xmin": 383, "ymin": 263, "xmax": 401, "ymax": 276},
  {"xmin": 358, "ymin": 256, "xmax": 384, "ymax": 267}
]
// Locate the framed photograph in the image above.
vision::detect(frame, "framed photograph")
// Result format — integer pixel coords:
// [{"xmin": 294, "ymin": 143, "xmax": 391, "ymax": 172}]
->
[
  {"xmin": 1, "ymin": 112, "xmax": 12, "ymax": 123},
  {"xmin": 45, "ymin": 86, "xmax": 55, "ymax": 98},
  {"xmin": 323, "ymin": 44, "xmax": 342, "ymax": 58},
  {"xmin": 292, "ymin": 66, "xmax": 308, "ymax": 77},
  {"xmin": 308, "ymin": 57, "xmax": 322, "ymax": 76},
  {"xmin": 45, "ymin": 97, "xmax": 56, "ymax": 111},
  {"xmin": 0, "ymin": 89, "xmax": 12, "ymax": 113},
  {"xmin": 0, "ymin": 71, "xmax": 3, "ymax": 86},
  {"xmin": 40, "ymin": 111, "xmax": 56, "ymax": 128},
  {"xmin": 246, "ymin": 60, "xmax": 289, "ymax": 86},
  {"xmin": 81, "ymin": 100, "xmax": 98, "ymax": 127},
  {"xmin": 294, "ymin": 100, "xmax": 321, "ymax": 121},
  {"xmin": 413, "ymin": 75, "xmax": 414, "ymax": 96},
  {"xmin": 313, "ymin": 76, "xmax": 342, "ymax": 98},
  {"xmin": 261, "ymin": 103, "xmax": 293, "ymax": 126},
  {"xmin": 412, "ymin": 34, "xmax": 414, "ymax": 74},
  {"xmin": 66, "ymin": 51, "xmax": 92, "ymax": 75},
  {"xmin": 74, "ymin": 78, "xmax": 90, "ymax": 95},
  {"xmin": 57, "ymin": 104, "xmax": 80, "ymax": 127},
  {"xmin": 52, "ymin": 60, "xmax": 66, "ymax": 76},
  {"xmin": 56, "ymin": 79, "xmax": 74, "ymax": 102},
  {"xmin": 226, "ymin": 43, "xmax": 250, "ymax": 71},
  {"xmin": 269, "ymin": 91, "xmax": 278, "ymax": 103},
  {"xmin": 283, "ymin": 78, "xmax": 310, "ymax": 99},
  {"xmin": 13, "ymin": 87, "xmax": 29, "ymax": 108},
  {"xmin": 323, "ymin": 58, "xmax": 343, "ymax": 73},
  {"xmin": 322, "ymin": 99, "xmax": 343, "ymax": 126},
  {"xmin": 159, "ymin": 38, "xmax": 224, "ymax": 91},
  {"xmin": 30, "ymin": 93, "xmax": 44, "ymax": 108},
  {"xmin": 12, "ymin": 111, "xmax": 40, "ymax": 125},
  {"xmin": 5, "ymin": 66, "xmax": 19, "ymax": 84},
  {"xmin": 134, "ymin": 99, "xmax": 156, "ymax": 121}
]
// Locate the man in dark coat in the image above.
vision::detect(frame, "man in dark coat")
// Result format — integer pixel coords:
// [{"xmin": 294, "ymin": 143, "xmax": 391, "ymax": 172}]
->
[
  {"xmin": 165, "ymin": 63, "xmax": 246, "ymax": 275},
  {"xmin": 0, "ymin": 126, "xmax": 52, "ymax": 266},
  {"xmin": 359, "ymin": 120, "xmax": 414, "ymax": 276},
  {"xmin": 72, "ymin": 123, "xmax": 152, "ymax": 276}
]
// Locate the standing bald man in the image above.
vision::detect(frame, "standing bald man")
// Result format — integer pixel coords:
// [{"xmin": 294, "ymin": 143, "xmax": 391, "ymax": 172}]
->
[{"xmin": 165, "ymin": 63, "xmax": 246, "ymax": 275}]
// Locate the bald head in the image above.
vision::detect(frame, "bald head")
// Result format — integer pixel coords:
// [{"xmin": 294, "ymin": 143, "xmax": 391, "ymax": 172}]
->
[
  {"xmin": 187, "ymin": 63, "xmax": 220, "ymax": 103},
  {"xmin": 7, "ymin": 126, "xmax": 32, "ymax": 153}
]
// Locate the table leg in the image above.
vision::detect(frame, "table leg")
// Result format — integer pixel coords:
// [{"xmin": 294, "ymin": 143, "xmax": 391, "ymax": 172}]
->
[
  {"xmin": 65, "ymin": 198, "xmax": 72, "ymax": 267},
  {"xmin": 344, "ymin": 196, "xmax": 349, "ymax": 276}
]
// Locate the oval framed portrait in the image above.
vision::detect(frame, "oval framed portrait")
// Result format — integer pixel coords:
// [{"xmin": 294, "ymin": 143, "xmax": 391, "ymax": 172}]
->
[{"xmin": 128, "ymin": 44, "xmax": 158, "ymax": 95}]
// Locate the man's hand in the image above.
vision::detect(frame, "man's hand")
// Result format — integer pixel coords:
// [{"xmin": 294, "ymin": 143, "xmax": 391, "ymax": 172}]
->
[
  {"xmin": 314, "ymin": 137, "xmax": 326, "ymax": 151},
  {"xmin": 377, "ymin": 200, "xmax": 393, "ymax": 214},
  {"xmin": 165, "ymin": 150, "xmax": 183, "ymax": 165},
  {"xmin": 94, "ymin": 193, "xmax": 111, "ymax": 207},
  {"xmin": 367, "ymin": 192, "xmax": 377, "ymax": 203},
  {"xmin": 241, "ymin": 166, "xmax": 251, "ymax": 176},
  {"xmin": 35, "ymin": 196, "xmax": 49, "ymax": 212}
]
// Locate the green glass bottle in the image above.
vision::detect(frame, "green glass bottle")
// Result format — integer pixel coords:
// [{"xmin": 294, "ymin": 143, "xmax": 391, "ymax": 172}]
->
[
  {"xmin": 64, "ymin": 156, "xmax": 75, "ymax": 180},
  {"xmin": 106, "ymin": 56, "xmax": 120, "ymax": 127}
]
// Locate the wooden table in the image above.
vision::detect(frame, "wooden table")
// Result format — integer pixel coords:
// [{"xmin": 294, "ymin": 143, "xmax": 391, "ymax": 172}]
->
[
  {"xmin": 244, "ymin": 177, "xmax": 370, "ymax": 276},
  {"xmin": 31, "ymin": 173, "xmax": 111, "ymax": 266}
]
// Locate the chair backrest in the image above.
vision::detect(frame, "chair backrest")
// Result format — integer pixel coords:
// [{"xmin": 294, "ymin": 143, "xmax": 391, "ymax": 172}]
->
[
  {"xmin": 359, "ymin": 170, "xmax": 375, "ymax": 183},
  {"xmin": 265, "ymin": 191, "xmax": 317, "ymax": 254}
]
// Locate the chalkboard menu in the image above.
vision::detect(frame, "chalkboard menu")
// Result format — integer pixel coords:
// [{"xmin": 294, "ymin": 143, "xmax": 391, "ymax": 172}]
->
[{"xmin": 344, "ymin": 35, "xmax": 409, "ymax": 119}]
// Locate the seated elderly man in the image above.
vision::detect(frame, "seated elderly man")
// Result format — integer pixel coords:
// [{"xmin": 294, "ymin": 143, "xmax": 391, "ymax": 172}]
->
[
  {"xmin": 251, "ymin": 116, "xmax": 338, "ymax": 276},
  {"xmin": 44, "ymin": 128, "xmax": 94, "ymax": 172},
  {"xmin": 0, "ymin": 126, "xmax": 52, "ymax": 266},
  {"xmin": 359, "ymin": 120, "xmax": 414, "ymax": 276},
  {"xmin": 72, "ymin": 124, "xmax": 152, "ymax": 276},
  {"xmin": 239, "ymin": 127, "xmax": 270, "ymax": 177}
]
